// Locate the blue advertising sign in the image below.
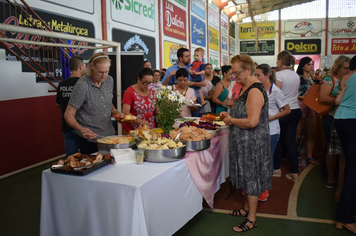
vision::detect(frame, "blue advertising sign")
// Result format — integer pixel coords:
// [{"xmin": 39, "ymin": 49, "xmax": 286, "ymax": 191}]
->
[
  {"xmin": 192, "ymin": 0, "xmax": 206, "ymax": 20},
  {"xmin": 191, "ymin": 15, "xmax": 206, "ymax": 47}
]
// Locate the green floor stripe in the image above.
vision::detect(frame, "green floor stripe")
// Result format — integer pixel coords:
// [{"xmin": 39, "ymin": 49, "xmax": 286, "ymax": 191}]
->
[
  {"xmin": 297, "ymin": 166, "xmax": 338, "ymax": 220},
  {"xmin": 174, "ymin": 211, "xmax": 352, "ymax": 236}
]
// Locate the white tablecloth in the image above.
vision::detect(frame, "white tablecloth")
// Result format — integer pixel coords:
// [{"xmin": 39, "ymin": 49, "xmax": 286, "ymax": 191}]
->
[{"xmin": 40, "ymin": 160, "xmax": 202, "ymax": 236}]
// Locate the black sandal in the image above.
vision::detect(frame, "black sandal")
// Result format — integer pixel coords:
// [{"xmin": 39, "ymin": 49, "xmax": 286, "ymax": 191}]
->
[
  {"xmin": 230, "ymin": 208, "xmax": 249, "ymax": 217},
  {"xmin": 233, "ymin": 218, "xmax": 257, "ymax": 233}
]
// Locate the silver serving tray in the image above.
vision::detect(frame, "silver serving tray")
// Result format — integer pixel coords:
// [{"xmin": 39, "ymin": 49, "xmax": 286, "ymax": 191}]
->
[
  {"xmin": 142, "ymin": 145, "xmax": 187, "ymax": 163},
  {"xmin": 185, "ymin": 138, "xmax": 210, "ymax": 151},
  {"xmin": 97, "ymin": 135, "xmax": 137, "ymax": 152}
]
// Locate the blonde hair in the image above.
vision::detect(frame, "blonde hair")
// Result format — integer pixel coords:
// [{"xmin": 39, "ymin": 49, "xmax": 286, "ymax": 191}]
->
[
  {"xmin": 87, "ymin": 52, "xmax": 111, "ymax": 76},
  {"xmin": 231, "ymin": 54, "xmax": 255, "ymax": 75},
  {"xmin": 194, "ymin": 47, "xmax": 205, "ymax": 56},
  {"xmin": 277, "ymin": 50, "xmax": 296, "ymax": 69},
  {"xmin": 331, "ymin": 55, "xmax": 350, "ymax": 76}
]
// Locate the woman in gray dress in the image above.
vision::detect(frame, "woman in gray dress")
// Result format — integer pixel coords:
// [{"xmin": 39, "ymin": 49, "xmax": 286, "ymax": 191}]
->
[{"xmin": 221, "ymin": 55, "xmax": 272, "ymax": 233}]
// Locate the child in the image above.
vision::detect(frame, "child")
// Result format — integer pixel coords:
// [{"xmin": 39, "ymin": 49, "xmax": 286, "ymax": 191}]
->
[{"xmin": 189, "ymin": 47, "xmax": 206, "ymax": 106}]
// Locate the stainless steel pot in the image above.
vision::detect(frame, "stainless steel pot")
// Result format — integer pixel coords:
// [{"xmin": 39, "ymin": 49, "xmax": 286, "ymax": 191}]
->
[
  {"xmin": 97, "ymin": 135, "xmax": 137, "ymax": 152},
  {"xmin": 185, "ymin": 138, "xmax": 210, "ymax": 151},
  {"xmin": 142, "ymin": 145, "xmax": 187, "ymax": 162}
]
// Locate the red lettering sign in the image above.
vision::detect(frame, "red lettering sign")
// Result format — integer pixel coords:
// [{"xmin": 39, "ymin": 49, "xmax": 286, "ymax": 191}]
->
[
  {"xmin": 163, "ymin": 0, "xmax": 186, "ymax": 41},
  {"xmin": 332, "ymin": 38, "xmax": 356, "ymax": 54}
]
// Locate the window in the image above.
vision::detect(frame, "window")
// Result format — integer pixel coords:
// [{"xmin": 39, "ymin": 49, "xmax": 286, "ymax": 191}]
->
[
  {"xmin": 329, "ymin": 0, "xmax": 356, "ymax": 18},
  {"xmin": 281, "ymin": 0, "xmax": 326, "ymax": 20}
]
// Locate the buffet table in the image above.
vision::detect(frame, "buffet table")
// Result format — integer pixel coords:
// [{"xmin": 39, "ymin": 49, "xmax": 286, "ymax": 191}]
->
[{"xmin": 40, "ymin": 129, "xmax": 229, "ymax": 236}]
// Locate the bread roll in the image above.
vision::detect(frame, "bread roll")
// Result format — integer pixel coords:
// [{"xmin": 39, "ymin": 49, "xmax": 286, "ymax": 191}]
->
[{"xmin": 123, "ymin": 114, "xmax": 135, "ymax": 121}]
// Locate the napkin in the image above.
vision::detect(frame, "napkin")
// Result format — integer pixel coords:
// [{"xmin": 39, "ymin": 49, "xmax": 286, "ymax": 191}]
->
[{"xmin": 110, "ymin": 148, "xmax": 136, "ymax": 164}]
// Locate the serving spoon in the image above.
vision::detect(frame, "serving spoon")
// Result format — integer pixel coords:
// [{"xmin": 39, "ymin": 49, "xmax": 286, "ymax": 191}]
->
[{"xmin": 173, "ymin": 131, "xmax": 182, "ymax": 142}]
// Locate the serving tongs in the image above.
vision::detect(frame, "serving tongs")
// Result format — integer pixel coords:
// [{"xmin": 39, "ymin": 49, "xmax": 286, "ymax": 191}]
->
[{"xmin": 51, "ymin": 164, "xmax": 69, "ymax": 169}]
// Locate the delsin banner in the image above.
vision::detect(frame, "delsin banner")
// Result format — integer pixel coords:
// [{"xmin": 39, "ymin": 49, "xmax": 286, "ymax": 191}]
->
[
  {"xmin": 285, "ymin": 39, "xmax": 321, "ymax": 55},
  {"xmin": 191, "ymin": 15, "xmax": 206, "ymax": 47}
]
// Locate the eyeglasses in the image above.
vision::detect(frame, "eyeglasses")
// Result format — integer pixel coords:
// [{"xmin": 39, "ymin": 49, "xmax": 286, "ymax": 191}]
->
[
  {"xmin": 141, "ymin": 80, "xmax": 153, "ymax": 85},
  {"xmin": 232, "ymin": 70, "xmax": 244, "ymax": 77}
]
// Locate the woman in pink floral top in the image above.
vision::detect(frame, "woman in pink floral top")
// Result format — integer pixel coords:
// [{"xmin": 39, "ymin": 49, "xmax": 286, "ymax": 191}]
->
[{"xmin": 122, "ymin": 68, "xmax": 156, "ymax": 132}]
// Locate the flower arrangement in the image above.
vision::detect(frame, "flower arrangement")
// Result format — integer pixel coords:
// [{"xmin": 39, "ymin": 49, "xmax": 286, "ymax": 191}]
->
[{"xmin": 155, "ymin": 85, "xmax": 194, "ymax": 134}]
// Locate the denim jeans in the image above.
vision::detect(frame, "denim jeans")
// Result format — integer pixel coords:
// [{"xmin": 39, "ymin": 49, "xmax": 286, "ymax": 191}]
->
[
  {"xmin": 322, "ymin": 114, "xmax": 334, "ymax": 144},
  {"xmin": 62, "ymin": 129, "xmax": 79, "ymax": 157},
  {"xmin": 274, "ymin": 109, "xmax": 302, "ymax": 174},
  {"xmin": 191, "ymin": 97, "xmax": 201, "ymax": 117},
  {"xmin": 270, "ymin": 134, "xmax": 280, "ymax": 173},
  {"xmin": 335, "ymin": 119, "xmax": 356, "ymax": 223}
]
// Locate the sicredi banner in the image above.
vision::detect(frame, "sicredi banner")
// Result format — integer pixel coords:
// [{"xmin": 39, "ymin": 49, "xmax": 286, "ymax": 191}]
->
[
  {"xmin": 111, "ymin": 0, "xmax": 155, "ymax": 32},
  {"xmin": 191, "ymin": 15, "xmax": 206, "ymax": 47},
  {"xmin": 163, "ymin": 0, "xmax": 186, "ymax": 41},
  {"xmin": 239, "ymin": 22, "xmax": 275, "ymax": 39},
  {"xmin": 240, "ymin": 41, "xmax": 275, "ymax": 56},
  {"xmin": 164, "ymin": 41, "xmax": 187, "ymax": 68},
  {"xmin": 209, "ymin": 26, "xmax": 219, "ymax": 51},
  {"xmin": 331, "ymin": 38, "xmax": 356, "ymax": 54},
  {"xmin": 285, "ymin": 39, "xmax": 321, "ymax": 55}
]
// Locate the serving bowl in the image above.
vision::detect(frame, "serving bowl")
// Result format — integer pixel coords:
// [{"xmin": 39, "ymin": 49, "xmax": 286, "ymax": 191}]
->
[
  {"xmin": 185, "ymin": 138, "xmax": 210, "ymax": 151},
  {"xmin": 142, "ymin": 145, "xmax": 187, "ymax": 163},
  {"xmin": 97, "ymin": 135, "xmax": 137, "ymax": 152}
]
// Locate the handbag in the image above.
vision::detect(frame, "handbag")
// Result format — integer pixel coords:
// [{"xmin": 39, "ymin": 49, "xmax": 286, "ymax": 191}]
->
[{"xmin": 302, "ymin": 77, "xmax": 334, "ymax": 116}]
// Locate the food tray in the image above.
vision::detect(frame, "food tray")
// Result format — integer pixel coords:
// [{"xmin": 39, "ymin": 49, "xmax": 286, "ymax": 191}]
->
[
  {"xmin": 186, "ymin": 138, "xmax": 210, "ymax": 151},
  {"xmin": 50, "ymin": 157, "xmax": 115, "ymax": 176},
  {"xmin": 97, "ymin": 135, "xmax": 137, "ymax": 151},
  {"xmin": 142, "ymin": 145, "xmax": 187, "ymax": 163}
]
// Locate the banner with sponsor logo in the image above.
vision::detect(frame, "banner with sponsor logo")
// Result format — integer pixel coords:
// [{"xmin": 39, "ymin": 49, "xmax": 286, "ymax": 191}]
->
[
  {"xmin": 331, "ymin": 38, "xmax": 356, "ymax": 54},
  {"xmin": 209, "ymin": 49, "xmax": 219, "ymax": 69},
  {"xmin": 221, "ymin": 13, "xmax": 229, "ymax": 35},
  {"xmin": 209, "ymin": 26, "xmax": 219, "ymax": 51},
  {"xmin": 0, "ymin": 2, "xmax": 94, "ymax": 82},
  {"xmin": 331, "ymin": 19, "xmax": 356, "ymax": 36},
  {"xmin": 284, "ymin": 20, "xmax": 322, "ymax": 38},
  {"xmin": 175, "ymin": 0, "xmax": 186, "ymax": 7},
  {"xmin": 163, "ymin": 0, "xmax": 186, "ymax": 41},
  {"xmin": 239, "ymin": 22, "xmax": 275, "ymax": 39},
  {"xmin": 240, "ymin": 40, "xmax": 275, "ymax": 56},
  {"xmin": 285, "ymin": 39, "xmax": 321, "ymax": 55},
  {"xmin": 163, "ymin": 41, "xmax": 187, "ymax": 68},
  {"xmin": 112, "ymin": 29, "xmax": 156, "ymax": 68},
  {"xmin": 230, "ymin": 37, "xmax": 236, "ymax": 57},
  {"xmin": 111, "ymin": 0, "xmax": 155, "ymax": 32},
  {"xmin": 208, "ymin": 1, "xmax": 219, "ymax": 30},
  {"xmin": 192, "ymin": 0, "xmax": 205, "ymax": 20},
  {"xmin": 221, "ymin": 53, "xmax": 229, "ymax": 66},
  {"xmin": 221, "ymin": 33, "xmax": 229, "ymax": 52},
  {"xmin": 191, "ymin": 16, "xmax": 206, "ymax": 47}
]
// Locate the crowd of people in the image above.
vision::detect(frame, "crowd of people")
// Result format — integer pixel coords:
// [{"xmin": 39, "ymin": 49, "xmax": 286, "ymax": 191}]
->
[{"xmin": 56, "ymin": 50, "xmax": 356, "ymax": 234}]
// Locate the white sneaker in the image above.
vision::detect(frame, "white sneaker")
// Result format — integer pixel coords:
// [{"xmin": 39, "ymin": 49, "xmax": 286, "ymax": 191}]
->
[
  {"xmin": 273, "ymin": 169, "xmax": 281, "ymax": 177},
  {"xmin": 286, "ymin": 173, "xmax": 299, "ymax": 183}
]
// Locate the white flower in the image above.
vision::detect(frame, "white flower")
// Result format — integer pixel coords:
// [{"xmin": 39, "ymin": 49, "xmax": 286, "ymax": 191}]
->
[{"xmin": 167, "ymin": 85, "xmax": 172, "ymax": 91}]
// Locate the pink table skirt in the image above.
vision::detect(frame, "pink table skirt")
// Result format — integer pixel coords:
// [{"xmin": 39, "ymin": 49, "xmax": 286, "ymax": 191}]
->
[{"xmin": 184, "ymin": 129, "xmax": 229, "ymax": 208}]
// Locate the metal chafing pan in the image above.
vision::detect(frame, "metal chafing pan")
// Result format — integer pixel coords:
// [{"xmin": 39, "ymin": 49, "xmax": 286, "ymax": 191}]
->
[
  {"xmin": 140, "ymin": 143, "xmax": 187, "ymax": 163},
  {"xmin": 96, "ymin": 135, "xmax": 137, "ymax": 152},
  {"xmin": 185, "ymin": 138, "xmax": 210, "ymax": 151}
]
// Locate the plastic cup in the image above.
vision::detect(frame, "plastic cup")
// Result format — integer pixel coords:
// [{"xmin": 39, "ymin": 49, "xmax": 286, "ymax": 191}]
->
[{"xmin": 135, "ymin": 150, "xmax": 144, "ymax": 165}]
